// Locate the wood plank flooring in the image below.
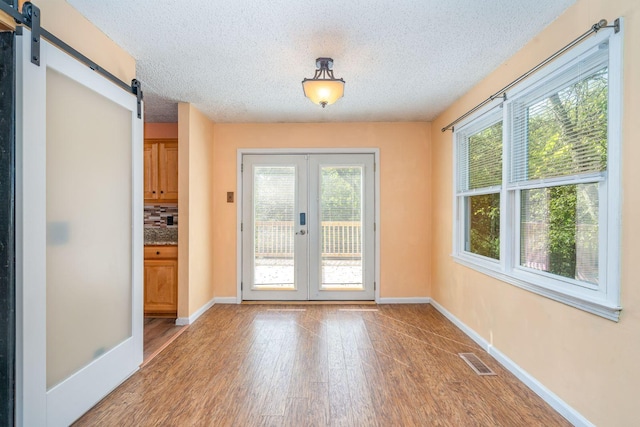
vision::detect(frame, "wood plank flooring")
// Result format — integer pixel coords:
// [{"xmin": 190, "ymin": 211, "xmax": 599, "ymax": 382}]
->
[{"xmin": 75, "ymin": 304, "xmax": 570, "ymax": 426}]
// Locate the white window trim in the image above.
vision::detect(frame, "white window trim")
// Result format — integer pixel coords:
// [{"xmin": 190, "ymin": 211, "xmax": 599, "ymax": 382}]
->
[{"xmin": 452, "ymin": 23, "xmax": 623, "ymax": 321}]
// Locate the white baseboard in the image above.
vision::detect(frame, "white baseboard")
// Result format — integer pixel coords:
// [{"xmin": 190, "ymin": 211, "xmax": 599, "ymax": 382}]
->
[
  {"xmin": 175, "ymin": 297, "xmax": 216, "ymax": 326},
  {"xmin": 489, "ymin": 346, "xmax": 594, "ymax": 427},
  {"xmin": 429, "ymin": 300, "xmax": 489, "ymax": 350},
  {"xmin": 214, "ymin": 296, "xmax": 239, "ymax": 304},
  {"xmin": 430, "ymin": 299, "xmax": 594, "ymax": 427},
  {"xmin": 376, "ymin": 297, "xmax": 432, "ymax": 304}
]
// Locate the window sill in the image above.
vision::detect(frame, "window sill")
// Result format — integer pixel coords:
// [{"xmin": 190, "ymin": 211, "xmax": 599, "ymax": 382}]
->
[{"xmin": 452, "ymin": 254, "xmax": 621, "ymax": 322}]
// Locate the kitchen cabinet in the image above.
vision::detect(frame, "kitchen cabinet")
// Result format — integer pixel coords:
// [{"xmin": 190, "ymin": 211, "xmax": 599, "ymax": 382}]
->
[
  {"xmin": 144, "ymin": 245, "xmax": 178, "ymax": 317},
  {"xmin": 144, "ymin": 139, "xmax": 178, "ymax": 203},
  {"xmin": 143, "ymin": 143, "xmax": 158, "ymax": 200}
]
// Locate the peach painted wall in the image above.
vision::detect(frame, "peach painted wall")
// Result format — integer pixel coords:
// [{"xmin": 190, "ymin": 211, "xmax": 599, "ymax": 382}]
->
[
  {"xmin": 178, "ymin": 103, "xmax": 215, "ymax": 318},
  {"xmin": 0, "ymin": 8, "xmax": 15, "ymax": 31},
  {"xmin": 211, "ymin": 122, "xmax": 432, "ymax": 300},
  {"xmin": 430, "ymin": 0, "xmax": 640, "ymax": 425},
  {"xmin": 144, "ymin": 123, "xmax": 178, "ymax": 139},
  {"xmin": 33, "ymin": 0, "xmax": 135, "ymax": 83}
]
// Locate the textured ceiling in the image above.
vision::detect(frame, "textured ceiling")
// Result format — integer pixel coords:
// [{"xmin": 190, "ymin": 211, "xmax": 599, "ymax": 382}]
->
[{"xmin": 67, "ymin": 0, "xmax": 574, "ymax": 123}]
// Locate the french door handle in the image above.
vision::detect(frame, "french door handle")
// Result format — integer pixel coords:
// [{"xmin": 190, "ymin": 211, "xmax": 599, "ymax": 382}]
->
[{"xmin": 297, "ymin": 230, "xmax": 306, "ymax": 235}]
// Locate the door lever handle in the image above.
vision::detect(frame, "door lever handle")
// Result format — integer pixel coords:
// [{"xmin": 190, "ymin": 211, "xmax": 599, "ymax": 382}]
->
[{"xmin": 297, "ymin": 230, "xmax": 306, "ymax": 235}]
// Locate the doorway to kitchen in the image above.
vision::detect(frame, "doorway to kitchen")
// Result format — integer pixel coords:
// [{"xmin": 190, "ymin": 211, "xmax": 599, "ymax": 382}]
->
[{"xmin": 240, "ymin": 152, "xmax": 377, "ymax": 301}]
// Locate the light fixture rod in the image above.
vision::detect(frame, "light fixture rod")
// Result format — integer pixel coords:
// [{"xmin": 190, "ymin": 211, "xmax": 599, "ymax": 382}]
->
[
  {"xmin": 441, "ymin": 18, "xmax": 618, "ymax": 132},
  {"xmin": 311, "ymin": 58, "xmax": 337, "ymax": 80}
]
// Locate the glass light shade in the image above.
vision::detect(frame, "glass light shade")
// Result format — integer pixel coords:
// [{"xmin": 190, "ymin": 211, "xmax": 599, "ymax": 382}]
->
[{"xmin": 302, "ymin": 79, "xmax": 345, "ymax": 107}]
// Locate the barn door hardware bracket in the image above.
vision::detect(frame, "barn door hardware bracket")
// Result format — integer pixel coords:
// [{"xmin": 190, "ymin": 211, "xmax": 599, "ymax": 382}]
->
[
  {"xmin": 21, "ymin": 2, "xmax": 40, "ymax": 65},
  {"xmin": 131, "ymin": 79, "xmax": 143, "ymax": 119},
  {"xmin": 0, "ymin": 1, "xmax": 145, "ymax": 119}
]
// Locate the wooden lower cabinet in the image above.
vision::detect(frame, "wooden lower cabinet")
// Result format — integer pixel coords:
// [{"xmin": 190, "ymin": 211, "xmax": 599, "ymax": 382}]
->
[{"xmin": 144, "ymin": 246, "xmax": 178, "ymax": 317}]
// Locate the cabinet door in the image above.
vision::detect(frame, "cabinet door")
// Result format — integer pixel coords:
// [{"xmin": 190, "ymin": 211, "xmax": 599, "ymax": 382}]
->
[
  {"xmin": 144, "ymin": 260, "xmax": 177, "ymax": 315},
  {"xmin": 144, "ymin": 143, "xmax": 158, "ymax": 200},
  {"xmin": 159, "ymin": 142, "xmax": 178, "ymax": 201}
]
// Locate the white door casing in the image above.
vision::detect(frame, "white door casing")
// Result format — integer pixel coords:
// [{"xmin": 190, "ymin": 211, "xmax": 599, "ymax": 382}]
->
[{"xmin": 241, "ymin": 152, "xmax": 376, "ymax": 301}]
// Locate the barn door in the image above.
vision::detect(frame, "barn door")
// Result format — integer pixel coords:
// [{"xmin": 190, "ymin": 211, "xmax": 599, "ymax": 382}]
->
[{"xmin": 16, "ymin": 29, "xmax": 143, "ymax": 426}]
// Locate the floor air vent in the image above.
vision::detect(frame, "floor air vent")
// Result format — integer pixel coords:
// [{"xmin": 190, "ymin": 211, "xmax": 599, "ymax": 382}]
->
[{"xmin": 458, "ymin": 353, "xmax": 496, "ymax": 376}]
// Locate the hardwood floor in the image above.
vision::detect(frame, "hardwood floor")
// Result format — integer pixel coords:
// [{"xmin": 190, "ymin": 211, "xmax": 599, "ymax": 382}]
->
[{"xmin": 75, "ymin": 305, "xmax": 570, "ymax": 426}]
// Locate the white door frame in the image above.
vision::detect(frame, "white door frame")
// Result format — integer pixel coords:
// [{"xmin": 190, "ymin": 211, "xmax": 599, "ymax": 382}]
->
[{"xmin": 236, "ymin": 148, "xmax": 381, "ymax": 303}]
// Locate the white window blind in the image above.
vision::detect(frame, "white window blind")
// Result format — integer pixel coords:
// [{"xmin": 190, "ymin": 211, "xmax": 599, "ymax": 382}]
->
[
  {"xmin": 457, "ymin": 118, "xmax": 503, "ymax": 193},
  {"xmin": 510, "ymin": 46, "xmax": 608, "ymax": 185}
]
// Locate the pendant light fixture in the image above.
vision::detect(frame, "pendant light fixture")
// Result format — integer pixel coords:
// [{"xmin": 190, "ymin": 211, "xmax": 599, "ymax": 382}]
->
[{"xmin": 302, "ymin": 57, "xmax": 345, "ymax": 108}]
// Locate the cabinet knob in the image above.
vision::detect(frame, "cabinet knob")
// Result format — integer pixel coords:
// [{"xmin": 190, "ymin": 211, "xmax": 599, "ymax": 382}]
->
[
  {"xmin": 161, "ymin": 191, "xmax": 164, "ymax": 194},
  {"xmin": 156, "ymin": 251, "xmax": 160, "ymax": 255},
  {"xmin": 152, "ymin": 191, "xmax": 156, "ymax": 194}
]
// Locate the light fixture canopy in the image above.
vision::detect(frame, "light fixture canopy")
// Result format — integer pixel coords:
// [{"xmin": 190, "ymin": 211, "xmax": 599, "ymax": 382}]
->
[{"xmin": 302, "ymin": 57, "xmax": 345, "ymax": 108}]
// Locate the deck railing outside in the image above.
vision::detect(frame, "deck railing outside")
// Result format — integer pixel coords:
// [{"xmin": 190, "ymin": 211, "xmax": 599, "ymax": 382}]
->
[{"xmin": 255, "ymin": 220, "xmax": 361, "ymax": 258}]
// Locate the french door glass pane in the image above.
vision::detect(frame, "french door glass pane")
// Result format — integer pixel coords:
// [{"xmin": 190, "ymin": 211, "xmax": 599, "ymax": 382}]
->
[
  {"xmin": 46, "ymin": 68, "xmax": 132, "ymax": 389},
  {"xmin": 253, "ymin": 166, "xmax": 295, "ymax": 288},
  {"xmin": 465, "ymin": 193, "xmax": 500, "ymax": 260},
  {"xmin": 520, "ymin": 183, "xmax": 599, "ymax": 284},
  {"xmin": 320, "ymin": 166, "xmax": 363, "ymax": 289}
]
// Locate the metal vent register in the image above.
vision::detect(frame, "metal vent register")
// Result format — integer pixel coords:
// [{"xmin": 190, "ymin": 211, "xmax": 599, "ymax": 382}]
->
[{"xmin": 459, "ymin": 353, "xmax": 496, "ymax": 376}]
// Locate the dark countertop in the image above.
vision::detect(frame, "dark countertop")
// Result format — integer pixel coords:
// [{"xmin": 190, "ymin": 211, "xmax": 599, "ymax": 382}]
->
[{"xmin": 144, "ymin": 228, "xmax": 178, "ymax": 246}]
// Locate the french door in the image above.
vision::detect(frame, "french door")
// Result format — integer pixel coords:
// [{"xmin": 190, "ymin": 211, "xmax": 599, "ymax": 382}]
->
[
  {"xmin": 242, "ymin": 154, "xmax": 375, "ymax": 301},
  {"xmin": 16, "ymin": 30, "xmax": 143, "ymax": 425}
]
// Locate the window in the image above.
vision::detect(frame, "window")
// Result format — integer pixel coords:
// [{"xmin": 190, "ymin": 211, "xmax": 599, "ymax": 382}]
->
[
  {"xmin": 453, "ymin": 27, "xmax": 622, "ymax": 321},
  {"xmin": 456, "ymin": 115, "xmax": 502, "ymax": 261}
]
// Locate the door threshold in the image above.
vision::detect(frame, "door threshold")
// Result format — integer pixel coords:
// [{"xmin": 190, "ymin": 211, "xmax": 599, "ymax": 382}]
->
[
  {"xmin": 242, "ymin": 300, "xmax": 376, "ymax": 305},
  {"xmin": 141, "ymin": 321, "xmax": 188, "ymax": 368}
]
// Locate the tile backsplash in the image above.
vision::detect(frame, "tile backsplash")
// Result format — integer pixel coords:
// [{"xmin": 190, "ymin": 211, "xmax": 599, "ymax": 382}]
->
[{"xmin": 144, "ymin": 204, "xmax": 178, "ymax": 228}]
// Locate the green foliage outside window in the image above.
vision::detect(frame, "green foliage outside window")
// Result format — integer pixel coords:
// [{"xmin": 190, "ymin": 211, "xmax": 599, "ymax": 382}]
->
[{"xmin": 468, "ymin": 193, "xmax": 500, "ymax": 259}]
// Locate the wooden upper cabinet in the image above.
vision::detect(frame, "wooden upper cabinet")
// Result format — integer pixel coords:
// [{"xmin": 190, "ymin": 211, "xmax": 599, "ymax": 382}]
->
[
  {"xmin": 144, "ymin": 143, "xmax": 159, "ymax": 200},
  {"xmin": 144, "ymin": 139, "xmax": 178, "ymax": 203},
  {"xmin": 159, "ymin": 142, "xmax": 178, "ymax": 201}
]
